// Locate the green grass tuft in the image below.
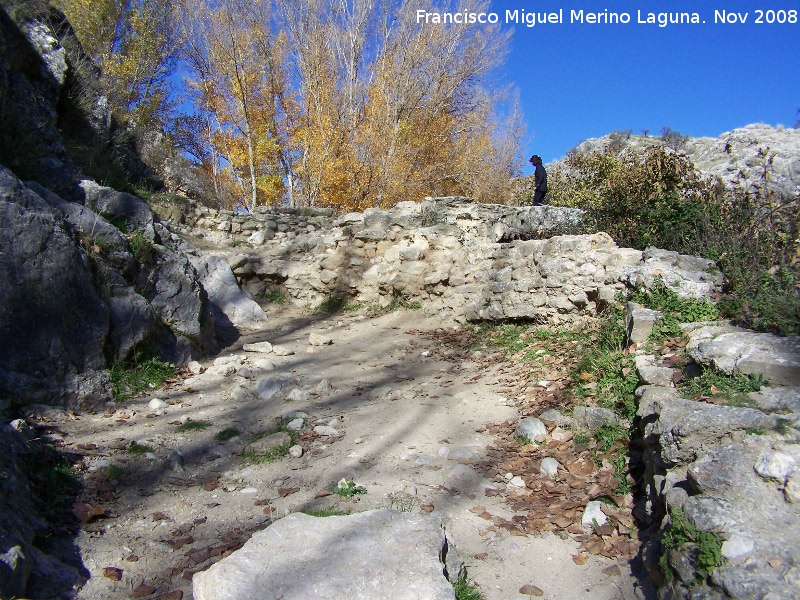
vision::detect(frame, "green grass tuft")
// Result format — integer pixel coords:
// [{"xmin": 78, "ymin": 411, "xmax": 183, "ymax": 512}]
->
[
  {"xmin": 453, "ymin": 574, "xmax": 483, "ymax": 600},
  {"xmin": 301, "ymin": 506, "xmax": 351, "ymax": 517},
  {"xmin": 176, "ymin": 420, "xmax": 212, "ymax": 433},
  {"xmin": 109, "ymin": 357, "xmax": 177, "ymax": 403},
  {"xmin": 216, "ymin": 427, "xmax": 242, "ymax": 442},
  {"xmin": 128, "ymin": 442, "xmax": 153, "ymax": 455}
]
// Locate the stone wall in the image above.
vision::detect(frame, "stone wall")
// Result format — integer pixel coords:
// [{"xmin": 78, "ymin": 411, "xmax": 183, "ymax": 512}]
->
[
  {"xmin": 185, "ymin": 196, "xmax": 721, "ymax": 325},
  {"xmin": 630, "ymin": 318, "xmax": 800, "ymax": 599}
]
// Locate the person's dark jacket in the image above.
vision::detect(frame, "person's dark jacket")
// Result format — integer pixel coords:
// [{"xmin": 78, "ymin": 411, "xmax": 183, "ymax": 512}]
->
[{"xmin": 534, "ymin": 163, "xmax": 548, "ymax": 193}]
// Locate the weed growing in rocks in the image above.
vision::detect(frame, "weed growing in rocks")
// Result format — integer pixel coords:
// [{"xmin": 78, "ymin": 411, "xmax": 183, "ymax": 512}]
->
[
  {"xmin": 514, "ymin": 434, "xmax": 533, "ymax": 446},
  {"xmin": 100, "ymin": 212, "xmax": 128, "ymax": 232},
  {"xmin": 315, "ymin": 294, "xmax": 349, "ymax": 313},
  {"xmin": 680, "ymin": 368, "xmax": 762, "ymax": 403},
  {"xmin": 244, "ymin": 425, "xmax": 295, "ymax": 464},
  {"xmin": 659, "ymin": 508, "xmax": 724, "ymax": 586},
  {"xmin": 385, "ymin": 293, "xmax": 422, "ymax": 312},
  {"xmin": 245, "ymin": 444, "xmax": 291, "ymax": 464},
  {"xmin": 110, "ymin": 357, "xmax": 178, "ymax": 402},
  {"xmin": 453, "ymin": 574, "xmax": 484, "ymax": 600},
  {"xmin": 263, "ymin": 289, "xmax": 286, "ymax": 303},
  {"xmin": 333, "ymin": 478, "xmax": 367, "ymax": 498},
  {"xmin": 573, "ymin": 432, "xmax": 591, "ymax": 446},
  {"xmin": 176, "ymin": 420, "xmax": 211, "ymax": 433},
  {"xmin": 594, "ymin": 422, "xmax": 629, "ymax": 452},
  {"xmin": 630, "ymin": 278, "xmax": 718, "ymax": 343},
  {"xmin": 384, "ymin": 493, "xmax": 418, "ymax": 513},
  {"xmin": 128, "ymin": 231, "xmax": 158, "ymax": 266}
]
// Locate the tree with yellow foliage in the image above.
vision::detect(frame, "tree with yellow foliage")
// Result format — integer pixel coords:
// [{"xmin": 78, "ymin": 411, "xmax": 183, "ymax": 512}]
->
[
  {"xmin": 180, "ymin": 0, "xmax": 295, "ymax": 210},
  {"xmin": 53, "ymin": 0, "xmax": 178, "ymax": 129},
  {"xmin": 277, "ymin": 0, "xmax": 524, "ymax": 211}
]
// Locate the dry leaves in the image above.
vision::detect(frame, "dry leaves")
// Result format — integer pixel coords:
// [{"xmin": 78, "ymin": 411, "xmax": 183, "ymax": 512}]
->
[
  {"xmin": 519, "ymin": 584, "xmax": 544, "ymax": 596},
  {"xmin": 102, "ymin": 566, "xmax": 123, "ymax": 580}
]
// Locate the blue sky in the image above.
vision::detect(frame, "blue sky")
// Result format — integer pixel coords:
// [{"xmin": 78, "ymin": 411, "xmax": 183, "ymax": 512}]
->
[{"xmin": 484, "ymin": 0, "xmax": 800, "ymax": 172}]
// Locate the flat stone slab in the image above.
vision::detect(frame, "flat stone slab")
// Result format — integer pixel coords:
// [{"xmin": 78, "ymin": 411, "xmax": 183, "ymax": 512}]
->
[
  {"xmin": 689, "ymin": 329, "xmax": 800, "ymax": 386},
  {"xmin": 193, "ymin": 509, "xmax": 462, "ymax": 600}
]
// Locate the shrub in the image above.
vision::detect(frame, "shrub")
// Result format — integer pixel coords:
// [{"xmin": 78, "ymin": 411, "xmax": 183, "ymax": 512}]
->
[{"xmin": 545, "ymin": 145, "xmax": 799, "ymax": 335}]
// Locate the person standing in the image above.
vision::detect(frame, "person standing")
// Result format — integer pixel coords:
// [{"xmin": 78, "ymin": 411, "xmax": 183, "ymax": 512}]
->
[{"xmin": 529, "ymin": 155, "xmax": 548, "ymax": 206}]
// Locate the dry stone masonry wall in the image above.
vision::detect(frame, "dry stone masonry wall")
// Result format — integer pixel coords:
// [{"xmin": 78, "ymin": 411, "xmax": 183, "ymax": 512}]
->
[{"xmin": 184, "ymin": 196, "xmax": 722, "ymax": 325}]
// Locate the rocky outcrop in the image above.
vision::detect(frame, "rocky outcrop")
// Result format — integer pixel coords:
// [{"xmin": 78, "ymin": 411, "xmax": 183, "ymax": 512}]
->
[
  {"xmin": 560, "ymin": 124, "xmax": 800, "ymax": 200},
  {"xmin": 191, "ymin": 255, "xmax": 268, "ymax": 330},
  {"xmin": 184, "ymin": 197, "xmax": 721, "ymax": 325},
  {"xmin": 0, "ymin": 419, "xmax": 86, "ymax": 599},
  {"xmin": 193, "ymin": 509, "xmax": 464, "ymax": 600},
  {"xmin": 0, "ymin": 167, "xmax": 111, "ymax": 408},
  {"xmin": 633, "ymin": 323, "xmax": 800, "ymax": 599},
  {"xmin": 0, "ymin": 165, "xmax": 217, "ymax": 409},
  {"xmin": 688, "ymin": 326, "xmax": 800, "ymax": 387}
]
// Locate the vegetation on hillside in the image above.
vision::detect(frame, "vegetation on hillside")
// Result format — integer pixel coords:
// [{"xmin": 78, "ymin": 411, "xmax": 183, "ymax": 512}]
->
[
  {"xmin": 48, "ymin": 0, "xmax": 524, "ymax": 211},
  {"xmin": 534, "ymin": 142, "xmax": 800, "ymax": 335}
]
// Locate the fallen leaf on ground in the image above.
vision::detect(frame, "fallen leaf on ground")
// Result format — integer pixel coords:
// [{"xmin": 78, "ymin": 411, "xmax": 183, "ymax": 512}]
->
[
  {"xmin": 767, "ymin": 557, "xmax": 784, "ymax": 568},
  {"xmin": 152, "ymin": 512, "xmax": 170, "ymax": 522},
  {"xmin": 279, "ymin": 487, "xmax": 300, "ymax": 497},
  {"xmin": 102, "ymin": 566, "xmax": 123, "ymax": 581},
  {"xmin": 125, "ymin": 555, "xmax": 139, "ymax": 562},
  {"xmin": 314, "ymin": 490, "xmax": 333, "ymax": 498},
  {"xmin": 572, "ymin": 553, "xmax": 588, "ymax": 565},
  {"xmin": 420, "ymin": 504, "xmax": 434, "ymax": 513},
  {"xmin": 168, "ymin": 536, "xmax": 194, "ymax": 549},
  {"xmin": 474, "ymin": 552, "xmax": 488, "ymax": 560},
  {"xmin": 73, "ymin": 502, "xmax": 105, "ymax": 524},
  {"xmin": 519, "ymin": 584, "xmax": 544, "ymax": 596},
  {"xmin": 132, "ymin": 583, "xmax": 157, "ymax": 598}
]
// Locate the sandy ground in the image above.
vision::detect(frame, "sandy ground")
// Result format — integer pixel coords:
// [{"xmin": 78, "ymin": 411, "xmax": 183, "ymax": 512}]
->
[{"xmin": 45, "ymin": 304, "xmax": 645, "ymax": 600}]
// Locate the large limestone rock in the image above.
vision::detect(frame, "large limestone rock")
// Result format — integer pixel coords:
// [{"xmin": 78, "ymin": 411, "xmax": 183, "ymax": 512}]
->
[
  {"xmin": 0, "ymin": 166, "xmax": 111, "ymax": 408},
  {"xmin": 688, "ymin": 327, "xmax": 800, "ymax": 386},
  {"xmin": 0, "ymin": 420, "xmax": 85, "ymax": 599},
  {"xmin": 192, "ymin": 255, "xmax": 267, "ymax": 330},
  {"xmin": 193, "ymin": 509, "xmax": 463, "ymax": 600}
]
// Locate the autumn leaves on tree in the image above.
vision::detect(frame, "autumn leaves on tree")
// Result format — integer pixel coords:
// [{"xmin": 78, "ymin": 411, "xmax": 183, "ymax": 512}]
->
[{"xmin": 55, "ymin": 0, "xmax": 525, "ymax": 211}]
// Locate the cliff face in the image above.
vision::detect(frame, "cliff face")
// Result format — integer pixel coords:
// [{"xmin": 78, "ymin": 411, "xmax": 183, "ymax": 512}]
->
[{"xmin": 0, "ymin": 6, "xmax": 217, "ymax": 411}]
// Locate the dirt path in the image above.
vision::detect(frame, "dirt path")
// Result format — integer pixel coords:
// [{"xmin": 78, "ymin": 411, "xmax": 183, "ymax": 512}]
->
[{"xmin": 45, "ymin": 305, "xmax": 642, "ymax": 600}]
